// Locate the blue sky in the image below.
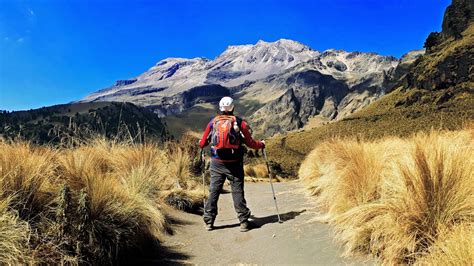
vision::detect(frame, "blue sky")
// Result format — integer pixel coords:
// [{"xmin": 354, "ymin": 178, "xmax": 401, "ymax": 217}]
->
[{"xmin": 0, "ymin": 0, "xmax": 450, "ymax": 111}]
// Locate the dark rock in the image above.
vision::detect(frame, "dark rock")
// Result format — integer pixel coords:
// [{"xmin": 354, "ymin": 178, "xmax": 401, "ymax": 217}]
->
[
  {"xmin": 114, "ymin": 79, "xmax": 137, "ymax": 86},
  {"xmin": 435, "ymin": 90, "xmax": 455, "ymax": 105},
  {"xmin": 442, "ymin": 0, "xmax": 473, "ymax": 39},
  {"xmin": 206, "ymin": 69, "xmax": 252, "ymax": 82},
  {"xmin": 395, "ymin": 91, "xmax": 423, "ymax": 107},
  {"xmin": 130, "ymin": 87, "xmax": 166, "ymax": 96},
  {"xmin": 424, "ymin": 32, "xmax": 441, "ymax": 53},
  {"xmin": 163, "ymin": 63, "xmax": 180, "ymax": 78},
  {"xmin": 345, "ymin": 52, "xmax": 362, "ymax": 59},
  {"xmin": 250, "ymin": 70, "xmax": 349, "ymax": 136},
  {"xmin": 334, "ymin": 61, "xmax": 347, "ymax": 71}
]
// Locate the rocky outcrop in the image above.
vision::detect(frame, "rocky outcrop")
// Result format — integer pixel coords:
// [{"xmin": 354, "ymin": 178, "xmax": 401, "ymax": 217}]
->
[
  {"xmin": 442, "ymin": 0, "xmax": 473, "ymax": 39},
  {"xmin": 383, "ymin": 49, "xmax": 425, "ymax": 92},
  {"xmin": 250, "ymin": 89, "xmax": 303, "ymax": 136},
  {"xmin": 404, "ymin": 0, "xmax": 473, "ymax": 92},
  {"xmin": 424, "ymin": 0, "xmax": 473, "ymax": 54},
  {"xmin": 249, "ymin": 70, "xmax": 350, "ymax": 136},
  {"xmin": 406, "ymin": 43, "xmax": 473, "ymax": 91}
]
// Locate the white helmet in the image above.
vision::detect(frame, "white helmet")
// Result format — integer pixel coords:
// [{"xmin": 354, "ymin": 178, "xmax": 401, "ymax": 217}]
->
[{"xmin": 219, "ymin": 96, "xmax": 234, "ymax": 112}]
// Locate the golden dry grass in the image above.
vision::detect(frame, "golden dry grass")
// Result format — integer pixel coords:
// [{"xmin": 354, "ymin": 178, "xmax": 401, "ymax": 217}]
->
[
  {"xmin": 0, "ymin": 142, "xmax": 57, "ymax": 219},
  {"xmin": 415, "ymin": 224, "xmax": 474, "ymax": 265},
  {"xmin": 299, "ymin": 129, "xmax": 474, "ymax": 264},
  {"xmin": 0, "ymin": 138, "xmax": 205, "ymax": 264},
  {"xmin": 243, "ymin": 163, "xmax": 286, "ymax": 182},
  {"xmin": 0, "ymin": 197, "xmax": 32, "ymax": 264},
  {"xmin": 244, "ymin": 164, "xmax": 268, "ymax": 179}
]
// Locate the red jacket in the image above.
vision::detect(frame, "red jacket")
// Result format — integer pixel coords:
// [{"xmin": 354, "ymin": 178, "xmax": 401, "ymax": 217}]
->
[{"xmin": 199, "ymin": 116, "xmax": 264, "ymax": 161}]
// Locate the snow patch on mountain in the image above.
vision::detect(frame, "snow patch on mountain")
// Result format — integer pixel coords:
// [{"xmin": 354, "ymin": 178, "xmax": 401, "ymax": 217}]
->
[{"xmin": 82, "ymin": 39, "xmax": 321, "ymax": 103}]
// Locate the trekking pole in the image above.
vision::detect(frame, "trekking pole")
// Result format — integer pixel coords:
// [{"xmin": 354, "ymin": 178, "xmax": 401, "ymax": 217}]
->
[
  {"xmin": 263, "ymin": 148, "xmax": 282, "ymax": 223},
  {"xmin": 200, "ymin": 148, "xmax": 206, "ymax": 208}
]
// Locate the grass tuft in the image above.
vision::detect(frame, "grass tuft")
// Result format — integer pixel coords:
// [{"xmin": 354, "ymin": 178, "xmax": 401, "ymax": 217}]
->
[
  {"xmin": 0, "ymin": 197, "xmax": 32, "ymax": 265},
  {"xmin": 0, "ymin": 138, "xmax": 205, "ymax": 264},
  {"xmin": 300, "ymin": 129, "xmax": 474, "ymax": 264}
]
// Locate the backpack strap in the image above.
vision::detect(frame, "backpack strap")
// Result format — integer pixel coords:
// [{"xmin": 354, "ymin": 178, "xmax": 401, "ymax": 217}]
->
[
  {"xmin": 206, "ymin": 117, "xmax": 214, "ymax": 143},
  {"xmin": 235, "ymin": 116, "xmax": 243, "ymax": 140},
  {"xmin": 235, "ymin": 116, "xmax": 242, "ymax": 128}
]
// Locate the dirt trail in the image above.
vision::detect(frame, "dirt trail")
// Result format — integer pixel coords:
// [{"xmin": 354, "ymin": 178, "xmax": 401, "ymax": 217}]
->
[{"xmin": 151, "ymin": 181, "xmax": 371, "ymax": 265}]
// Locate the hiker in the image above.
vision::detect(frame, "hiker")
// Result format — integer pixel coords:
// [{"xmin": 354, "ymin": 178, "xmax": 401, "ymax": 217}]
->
[{"xmin": 199, "ymin": 96, "xmax": 265, "ymax": 232}]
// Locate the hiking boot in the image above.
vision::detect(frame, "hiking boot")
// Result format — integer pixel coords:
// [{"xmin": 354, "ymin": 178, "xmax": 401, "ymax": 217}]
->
[
  {"xmin": 240, "ymin": 220, "xmax": 254, "ymax": 232},
  {"xmin": 205, "ymin": 223, "xmax": 214, "ymax": 231}
]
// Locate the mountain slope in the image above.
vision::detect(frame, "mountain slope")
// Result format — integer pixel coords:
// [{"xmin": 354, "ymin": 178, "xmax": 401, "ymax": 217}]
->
[
  {"xmin": 266, "ymin": 0, "xmax": 473, "ymax": 175},
  {"xmin": 240, "ymin": 49, "xmax": 399, "ymax": 136}
]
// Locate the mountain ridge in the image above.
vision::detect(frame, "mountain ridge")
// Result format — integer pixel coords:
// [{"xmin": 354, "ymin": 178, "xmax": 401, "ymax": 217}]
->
[{"xmin": 81, "ymin": 38, "xmax": 410, "ymax": 137}]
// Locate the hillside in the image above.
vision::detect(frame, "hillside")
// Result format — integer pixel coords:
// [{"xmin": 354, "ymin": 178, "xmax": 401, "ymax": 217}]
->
[
  {"xmin": 0, "ymin": 102, "xmax": 168, "ymax": 144},
  {"xmin": 266, "ymin": 0, "xmax": 474, "ymax": 175}
]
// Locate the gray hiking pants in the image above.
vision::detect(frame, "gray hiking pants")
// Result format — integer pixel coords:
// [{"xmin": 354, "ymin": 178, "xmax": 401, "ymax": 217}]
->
[{"xmin": 203, "ymin": 159, "xmax": 251, "ymax": 224}]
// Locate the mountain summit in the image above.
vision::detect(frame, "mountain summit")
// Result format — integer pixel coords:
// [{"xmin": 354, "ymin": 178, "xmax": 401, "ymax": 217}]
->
[
  {"xmin": 82, "ymin": 39, "xmax": 413, "ymax": 136},
  {"xmin": 83, "ymin": 39, "xmax": 319, "ymax": 103}
]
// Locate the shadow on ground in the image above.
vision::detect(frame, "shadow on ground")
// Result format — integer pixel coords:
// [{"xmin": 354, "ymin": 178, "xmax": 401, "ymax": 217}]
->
[
  {"xmin": 120, "ymin": 239, "xmax": 190, "ymax": 266},
  {"xmin": 252, "ymin": 209, "xmax": 306, "ymax": 228},
  {"xmin": 211, "ymin": 209, "xmax": 307, "ymax": 231},
  {"xmin": 164, "ymin": 214, "xmax": 195, "ymax": 235}
]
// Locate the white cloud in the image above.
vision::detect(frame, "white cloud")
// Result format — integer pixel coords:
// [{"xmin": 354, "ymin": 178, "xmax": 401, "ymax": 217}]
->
[
  {"xmin": 28, "ymin": 8, "xmax": 35, "ymax": 16},
  {"xmin": 4, "ymin": 37, "xmax": 9, "ymax": 41},
  {"xmin": 17, "ymin": 37, "xmax": 24, "ymax": 43}
]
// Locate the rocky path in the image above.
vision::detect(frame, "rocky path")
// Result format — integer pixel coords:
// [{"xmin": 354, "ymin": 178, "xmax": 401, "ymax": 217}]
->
[{"xmin": 150, "ymin": 181, "xmax": 371, "ymax": 265}]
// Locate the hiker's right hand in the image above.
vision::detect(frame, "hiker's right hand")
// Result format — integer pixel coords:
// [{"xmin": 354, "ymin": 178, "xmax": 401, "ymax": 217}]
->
[{"xmin": 261, "ymin": 140, "xmax": 265, "ymax": 148}]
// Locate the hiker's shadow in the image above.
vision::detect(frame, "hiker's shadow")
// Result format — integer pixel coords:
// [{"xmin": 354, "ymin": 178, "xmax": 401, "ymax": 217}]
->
[
  {"xmin": 253, "ymin": 209, "xmax": 306, "ymax": 228},
  {"xmin": 212, "ymin": 209, "xmax": 306, "ymax": 231},
  {"xmin": 213, "ymin": 223, "xmax": 241, "ymax": 230}
]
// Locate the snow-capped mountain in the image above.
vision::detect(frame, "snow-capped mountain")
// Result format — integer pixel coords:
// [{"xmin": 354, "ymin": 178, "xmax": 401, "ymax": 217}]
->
[
  {"xmin": 81, "ymin": 39, "xmax": 416, "ymax": 136},
  {"xmin": 83, "ymin": 39, "xmax": 319, "ymax": 102}
]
